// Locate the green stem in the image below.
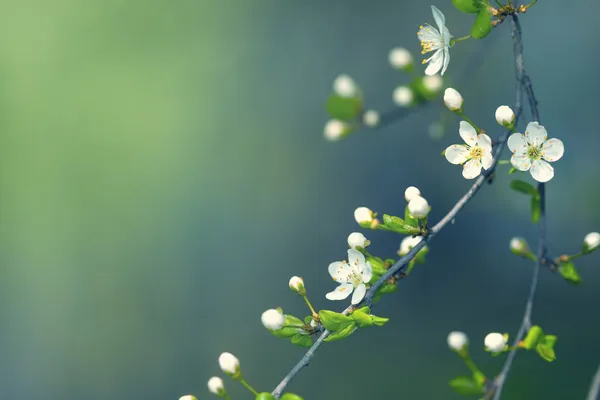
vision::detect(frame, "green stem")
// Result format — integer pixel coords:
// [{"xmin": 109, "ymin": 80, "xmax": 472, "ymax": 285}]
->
[
  {"xmin": 463, "ymin": 355, "xmax": 484, "ymax": 377},
  {"xmin": 223, "ymin": 394, "xmax": 232, "ymax": 400},
  {"xmin": 567, "ymin": 252, "xmax": 584, "ymax": 261},
  {"xmin": 453, "ymin": 35, "xmax": 471, "ymax": 44},
  {"xmin": 239, "ymin": 379, "xmax": 259, "ymax": 396},
  {"xmin": 456, "ymin": 111, "xmax": 483, "ymax": 133},
  {"xmin": 302, "ymin": 295, "xmax": 318, "ymax": 318},
  {"xmin": 497, "ymin": 160, "xmax": 511, "ymax": 165},
  {"xmin": 524, "ymin": 0, "xmax": 538, "ymax": 9}
]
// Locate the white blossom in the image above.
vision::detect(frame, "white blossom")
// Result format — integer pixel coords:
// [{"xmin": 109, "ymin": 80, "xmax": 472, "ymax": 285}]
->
[
  {"xmin": 324, "ymin": 119, "xmax": 349, "ymax": 141},
  {"xmin": 584, "ymin": 232, "xmax": 600, "ymax": 252},
  {"xmin": 363, "ymin": 110, "xmax": 380, "ymax": 127},
  {"xmin": 447, "ymin": 331, "xmax": 469, "ymax": 351},
  {"xmin": 398, "ymin": 235, "xmax": 427, "ymax": 256},
  {"xmin": 347, "ymin": 232, "xmax": 368, "ymax": 249},
  {"xmin": 261, "ymin": 309, "xmax": 285, "ymax": 331},
  {"xmin": 495, "ymin": 105, "xmax": 515, "ymax": 127},
  {"xmin": 389, "ymin": 47, "xmax": 413, "ymax": 69},
  {"xmin": 354, "ymin": 207, "xmax": 374, "ymax": 224},
  {"xmin": 393, "ymin": 86, "xmax": 414, "ymax": 107},
  {"xmin": 408, "ymin": 196, "xmax": 429, "ymax": 219},
  {"xmin": 443, "ymin": 88, "xmax": 463, "ymax": 111},
  {"xmin": 509, "ymin": 237, "xmax": 529, "ymax": 256},
  {"xmin": 179, "ymin": 396, "xmax": 197, "ymax": 400},
  {"xmin": 288, "ymin": 276, "xmax": 305, "ymax": 294},
  {"xmin": 484, "ymin": 332, "xmax": 507, "ymax": 353},
  {"xmin": 404, "ymin": 186, "xmax": 421, "ymax": 202},
  {"xmin": 507, "ymin": 122, "xmax": 564, "ymax": 182},
  {"xmin": 333, "ymin": 74, "xmax": 357, "ymax": 98},
  {"xmin": 418, "ymin": 6, "xmax": 452, "ymax": 76},
  {"xmin": 326, "ymin": 249, "xmax": 373, "ymax": 305},
  {"xmin": 207, "ymin": 377, "xmax": 224, "ymax": 395},
  {"xmin": 423, "ymin": 74, "xmax": 443, "ymax": 92},
  {"xmin": 445, "ymin": 121, "xmax": 493, "ymax": 179},
  {"xmin": 218, "ymin": 352, "xmax": 240, "ymax": 375}
]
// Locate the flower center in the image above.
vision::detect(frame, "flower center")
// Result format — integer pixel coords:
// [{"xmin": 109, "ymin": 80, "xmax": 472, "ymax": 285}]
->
[
  {"xmin": 469, "ymin": 146, "xmax": 483, "ymax": 160},
  {"xmin": 526, "ymin": 144, "xmax": 542, "ymax": 160}
]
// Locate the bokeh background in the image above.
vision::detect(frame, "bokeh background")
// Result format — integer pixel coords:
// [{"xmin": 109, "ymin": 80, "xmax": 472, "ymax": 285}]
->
[{"xmin": 1, "ymin": 0, "xmax": 599, "ymax": 399}]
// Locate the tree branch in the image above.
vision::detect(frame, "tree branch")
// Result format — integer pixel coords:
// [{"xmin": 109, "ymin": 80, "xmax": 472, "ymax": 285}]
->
[{"xmin": 587, "ymin": 364, "xmax": 600, "ymax": 400}]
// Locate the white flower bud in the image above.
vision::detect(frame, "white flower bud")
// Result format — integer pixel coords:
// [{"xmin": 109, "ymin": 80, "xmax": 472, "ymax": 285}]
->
[
  {"xmin": 404, "ymin": 186, "xmax": 421, "ymax": 202},
  {"xmin": 584, "ymin": 232, "xmax": 600, "ymax": 253},
  {"xmin": 354, "ymin": 207, "xmax": 374, "ymax": 224},
  {"xmin": 509, "ymin": 237, "xmax": 529, "ymax": 256},
  {"xmin": 363, "ymin": 109, "xmax": 380, "ymax": 127},
  {"xmin": 207, "ymin": 377, "xmax": 224, "ymax": 395},
  {"xmin": 398, "ymin": 236, "xmax": 426, "ymax": 256},
  {"xmin": 179, "ymin": 395, "xmax": 197, "ymax": 400},
  {"xmin": 288, "ymin": 276, "xmax": 306, "ymax": 295},
  {"xmin": 393, "ymin": 86, "xmax": 414, "ymax": 107},
  {"xmin": 310, "ymin": 319, "xmax": 318, "ymax": 328},
  {"xmin": 218, "ymin": 352, "xmax": 240, "ymax": 376},
  {"xmin": 443, "ymin": 88, "xmax": 463, "ymax": 111},
  {"xmin": 333, "ymin": 74, "xmax": 357, "ymax": 98},
  {"xmin": 347, "ymin": 232, "xmax": 368, "ymax": 249},
  {"xmin": 388, "ymin": 47, "xmax": 413, "ymax": 69},
  {"xmin": 495, "ymin": 105, "xmax": 515, "ymax": 127},
  {"xmin": 261, "ymin": 309, "xmax": 285, "ymax": 331},
  {"xmin": 447, "ymin": 331, "xmax": 469, "ymax": 351},
  {"xmin": 324, "ymin": 119, "xmax": 349, "ymax": 141},
  {"xmin": 407, "ymin": 196, "xmax": 429, "ymax": 219},
  {"xmin": 423, "ymin": 75, "xmax": 443, "ymax": 92},
  {"xmin": 484, "ymin": 332, "xmax": 507, "ymax": 353}
]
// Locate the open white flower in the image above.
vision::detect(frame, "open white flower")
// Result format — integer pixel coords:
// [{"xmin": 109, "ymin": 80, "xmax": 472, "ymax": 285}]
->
[
  {"xmin": 261, "ymin": 309, "xmax": 285, "ymax": 331},
  {"xmin": 418, "ymin": 5, "xmax": 451, "ymax": 76},
  {"xmin": 326, "ymin": 249, "xmax": 373, "ymax": 305},
  {"xmin": 484, "ymin": 332, "xmax": 507, "ymax": 353},
  {"xmin": 207, "ymin": 377, "xmax": 225, "ymax": 396},
  {"xmin": 507, "ymin": 122, "xmax": 564, "ymax": 182},
  {"xmin": 447, "ymin": 331, "xmax": 468, "ymax": 351},
  {"xmin": 445, "ymin": 121, "xmax": 493, "ymax": 179}
]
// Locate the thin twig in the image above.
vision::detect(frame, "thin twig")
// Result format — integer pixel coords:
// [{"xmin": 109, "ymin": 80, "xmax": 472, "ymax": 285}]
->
[{"xmin": 587, "ymin": 364, "xmax": 600, "ymax": 400}]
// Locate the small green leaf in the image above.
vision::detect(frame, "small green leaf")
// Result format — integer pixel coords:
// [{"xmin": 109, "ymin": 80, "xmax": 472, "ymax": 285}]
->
[
  {"xmin": 318, "ymin": 310, "xmax": 354, "ymax": 331},
  {"xmin": 270, "ymin": 326, "xmax": 300, "ymax": 339},
  {"xmin": 304, "ymin": 316, "xmax": 312, "ymax": 325},
  {"xmin": 510, "ymin": 180, "xmax": 537, "ymax": 195},
  {"xmin": 531, "ymin": 194, "xmax": 541, "ymax": 223},
  {"xmin": 280, "ymin": 394, "xmax": 304, "ymax": 400},
  {"xmin": 523, "ymin": 325, "xmax": 544, "ymax": 350},
  {"xmin": 509, "ymin": 167, "xmax": 518, "ymax": 174},
  {"xmin": 536, "ymin": 343, "xmax": 556, "ymax": 362},
  {"xmin": 372, "ymin": 315, "xmax": 389, "ymax": 326},
  {"xmin": 544, "ymin": 335, "xmax": 557, "ymax": 349},
  {"xmin": 449, "ymin": 376, "xmax": 484, "ymax": 396},
  {"xmin": 470, "ymin": 7, "xmax": 493, "ymax": 39},
  {"xmin": 558, "ymin": 261, "xmax": 582, "ymax": 285},
  {"xmin": 367, "ymin": 256, "xmax": 387, "ymax": 281},
  {"xmin": 382, "ymin": 214, "xmax": 421, "ymax": 235},
  {"xmin": 256, "ymin": 393, "xmax": 277, "ymax": 400},
  {"xmin": 325, "ymin": 95, "xmax": 362, "ymax": 121},
  {"xmin": 324, "ymin": 322, "xmax": 357, "ymax": 342},
  {"xmin": 452, "ymin": 0, "xmax": 482, "ymax": 13},
  {"xmin": 379, "ymin": 282, "xmax": 398, "ymax": 294},
  {"xmin": 291, "ymin": 333, "xmax": 312, "ymax": 348},
  {"xmin": 351, "ymin": 310, "xmax": 373, "ymax": 328},
  {"xmin": 285, "ymin": 314, "xmax": 305, "ymax": 327},
  {"xmin": 404, "ymin": 205, "xmax": 419, "ymax": 228}
]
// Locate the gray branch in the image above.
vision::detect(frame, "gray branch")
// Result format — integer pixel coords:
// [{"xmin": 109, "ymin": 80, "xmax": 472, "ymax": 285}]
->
[{"xmin": 587, "ymin": 364, "xmax": 600, "ymax": 400}]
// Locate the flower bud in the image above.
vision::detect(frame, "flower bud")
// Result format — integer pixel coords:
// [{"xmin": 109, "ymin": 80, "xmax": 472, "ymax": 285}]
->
[
  {"xmin": 310, "ymin": 319, "xmax": 319, "ymax": 328},
  {"xmin": 583, "ymin": 232, "xmax": 600, "ymax": 253},
  {"xmin": 218, "ymin": 352, "xmax": 240, "ymax": 378},
  {"xmin": 261, "ymin": 309, "xmax": 285, "ymax": 331},
  {"xmin": 407, "ymin": 196, "xmax": 429, "ymax": 219},
  {"xmin": 447, "ymin": 331, "xmax": 469, "ymax": 352},
  {"xmin": 423, "ymin": 75, "xmax": 443, "ymax": 93},
  {"xmin": 484, "ymin": 332, "xmax": 507, "ymax": 353},
  {"xmin": 179, "ymin": 396, "xmax": 198, "ymax": 400},
  {"xmin": 347, "ymin": 232, "xmax": 369, "ymax": 249},
  {"xmin": 333, "ymin": 74, "xmax": 357, "ymax": 98},
  {"xmin": 495, "ymin": 105, "xmax": 515, "ymax": 128},
  {"xmin": 393, "ymin": 86, "xmax": 414, "ymax": 107},
  {"xmin": 443, "ymin": 88, "xmax": 463, "ymax": 111},
  {"xmin": 363, "ymin": 109, "xmax": 380, "ymax": 127},
  {"xmin": 398, "ymin": 236, "xmax": 427, "ymax": 256},
  {"xmin": 509, "ymin": 237, "xmax": 530, "ymax": 257},
  {"xmin": 354, "ymin": 207, "xmax": 373, "ymax": 224},
  {"xmin": 404, "ymin": 186, "xmax": 421, "ymax": 202},
  {"xmin": 388, "ymin": 47, "xmax": 413, "ymax": 69},
  {"xmin": 288, "ymin": 276, "xmax": 306, "ymax": 295},
  {"xmin": 207, "ymin": 377, "xmax": 225, "ymax": 397},
  {"xmin": 324, "ymin": 119, "xmax": 350, "ymax": 141}
]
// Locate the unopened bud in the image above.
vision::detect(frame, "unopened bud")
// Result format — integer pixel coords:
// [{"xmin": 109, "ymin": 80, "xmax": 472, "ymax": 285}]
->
[
  {"xmin": 207, "ymin": 377, "xmax": 226, "ymax": 397},
  {"xmin": 584, "ymin": 232, "xmax": 600, "ymax": 253},
  {"xmin": 288, "ymin": 276, "xmax": 306, "ymax": 295},
  {"xmin": 218, "ymin": 352, "xmax": 241, "ymax": 379},
  {"xmin": 407, "ymin": 196, "xmax": 429, "ymax": 219},
  {"xmin": 509, "ymin": 237, "xmax": 530, "ymax": 257},
  {"xmin": 443, "ymin": 88, "xmax": 463, "ymax": 111},
  {"xmin": 495, "ymin": 105, "xmax": 515, "ymax": 128}
]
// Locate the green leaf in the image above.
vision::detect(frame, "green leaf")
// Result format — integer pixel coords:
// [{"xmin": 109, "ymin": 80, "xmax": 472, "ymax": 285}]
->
[
  {"xmin": 382, "ymin": 214, "xmax": 421, "ymax": 235},
  {"xmin": 536, "ymin": 343, "xmax": 556, "ymax": 362},
  {"xmin": 372, "ymin": 315, "xmax": 389, "ymax": 327},
  {"xmin": 509, "ymin": 167, "xmax": 518, "ymax": 174},
  {"xmin": 523, "ymin": 325, "xmax": 544, "ymax": 350},
  {"xmin": 351, "ymin": 310, "xmax": 373, "ymax": 328},
  {"xmin": 285, "ymin": 314, "xmax": 305, "ymax": 327},
  {"xmin": 470, "ymin": 7, "xmax": 493, "ymax": 39},
  {"xmin": 318, "ymin": 310, "xmax": 354, "ymax": 331},
  {"xmin": 280, "ymin": 394, "xmax": 304, "ymax": 400},
  {"xmin": 558, "ymin": 261, "xmax": 582, "ymax": 284},
  {"xmin": 379, "ymin": 282, "xmax": 398, "ymax": 294},
  {"xmin": 410, "ymin": 76, "xmax": 438, "ymax": 101},
  {"xmin": 270, "ymin": 326, "xmax": 301, "ymax": 339},
  {"xmin": 256, "ymin": 393, "xmax": 277, "ymax": 400},
  {"xmin": 291, "ymin": 333, "xmax": 312, "ymax": 348},
  {"xmin": 449, "ymin": 376, "xmax": 484, "ymax": 396},
  {"xmin": 531, "ymin": 194, "xmax": 541, "ymax": 223},
  {"xmin": 325, "ymin": 95, "xmax": 362, "ymax": 121},
  {"xmin": 452, "ymin": 0, "xmax": 482, "ymax": 13},
  {"xmin": 324, "ymin": 322, "xmax": 357, "ymax": 342},
  {"xmin": 510, "ymin": 179, "xmax": 537, "ymax": 195},
  {"xmin": 404, "ymin": 205, "xmax": 419, "ymax": 228},
  {"xmin": 304, "ymin": 316, "xmax": 312, "ymax": 325},
  {"xmin": 544, "ymin": 335, "xmax": 557, "ymax": 349},
  {"xmin": 367, "ymin": 256, "xmax": 387, "ymax": 281}
]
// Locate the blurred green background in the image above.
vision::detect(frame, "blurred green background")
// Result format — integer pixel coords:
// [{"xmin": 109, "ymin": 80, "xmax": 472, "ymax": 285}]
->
[{"xmin": 1, "ymin": 1, "xmax": 599, "ymax": 399}]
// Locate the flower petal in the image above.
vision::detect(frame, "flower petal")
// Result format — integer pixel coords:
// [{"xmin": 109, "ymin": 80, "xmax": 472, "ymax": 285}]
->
[
  {"xmin": 462, "ymin": 159, "xmax": 482, "ymax": 179},
  {"xmin": 443, "ymin": 26, "xmax": 451, "ymax": 47},
  {"xmin": 425, "ymin": 49, "xmax": 443, "ymax": 75},
  {"xmin": 530, "ymin": 159, "xmax": 554, "ymax": 182},
  {"xmin": 541, "ymin": 138, "xmax": 564, "ymax": 162},
  {"xmin": 351, "ymin": 283, "xmax": 367, "ymax": 305},
  {"xmin": 511, "ymin": 151, "xmax": 531, "ymax": 171},
  {"xmin": 525, "ymin": 122, "xmax": 547, "ymax": 147},
  {"xmin": 441, "ymin": 48, "xmax": 450, "ymax": 76},
  {"xmin": 507, "ymin": 133, "xmax": 527, "ymax": 153},
  {"xmin": 347, "ymin": 249, "xmax": 365, "ymax": 271},
  {"xmin": 477, "ymin": 133, "xmax": 492, "ymax": 153},
  {"xmin": 431, "ymin": 5, "xmax": 446, "ymax": 34},
  {"xmin": 328, "ymin": 261, "xmax": 351, "ymax": 283},
  {"xmin": 445, "ymin": 145, "xmax": 469, "ymax": 165},
  {"xmin": 418, "ymin": 24, "xmax": 442, "ymax": 45},
  {"xmin": 325, "ymin": 283, "xmax": 353, "ymax": 300},
  {"xmin": 481, "ymin": 150, "xmax": 493, "ymax": 170},
  {"xmin": 459, "ymin": 121, "xmax": 477, "ymax": 147},
  {"xmin": 362, "ymin": 261, "xmax": 373, "ymax": 283}
]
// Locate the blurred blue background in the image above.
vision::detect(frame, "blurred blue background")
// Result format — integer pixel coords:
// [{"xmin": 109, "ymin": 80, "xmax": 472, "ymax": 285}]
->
[{"xmin": 1, "ymin": 1, "xmax": 599, "ymax": 399}]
